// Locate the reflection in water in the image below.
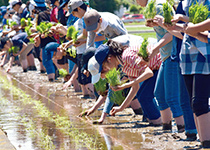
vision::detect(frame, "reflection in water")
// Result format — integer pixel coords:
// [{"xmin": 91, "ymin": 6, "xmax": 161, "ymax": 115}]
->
[{"xmin": 0, "ymin": 72, "xmax": 148, "ymax": 150}]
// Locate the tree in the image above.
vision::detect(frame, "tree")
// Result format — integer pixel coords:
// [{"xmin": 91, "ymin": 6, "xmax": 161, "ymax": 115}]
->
[
  {"xmin": 89, "ymin": 0, "xmax": 121, "ymax": 13},
  {"xmin": 0, "ymin": 0, "xmax": 29, "ymax": 7},
  {"xmin": 129, "ymin": 5, "xmax": 139, "ymax": 14}
]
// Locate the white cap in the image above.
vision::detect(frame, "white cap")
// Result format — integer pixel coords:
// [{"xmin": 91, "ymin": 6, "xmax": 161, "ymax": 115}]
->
[
  {"xmin": 10, "ymin": 0, "xmax": 21, "ymax": 8},
  {"xmin": 88, "ymin": 56, "xmax": 101, "ymax": 84}
]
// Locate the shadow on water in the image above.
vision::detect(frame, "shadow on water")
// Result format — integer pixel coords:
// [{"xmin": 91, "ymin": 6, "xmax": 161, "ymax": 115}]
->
[{"xmin": 0, "ymin": 70, "xmax": 146, "ymax": 150}]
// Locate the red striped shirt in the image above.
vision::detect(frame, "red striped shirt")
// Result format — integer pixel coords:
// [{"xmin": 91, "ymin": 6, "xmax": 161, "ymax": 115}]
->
[{"xmin": 122, "ymin": 44, "xmax": 161, "ymax": 78}]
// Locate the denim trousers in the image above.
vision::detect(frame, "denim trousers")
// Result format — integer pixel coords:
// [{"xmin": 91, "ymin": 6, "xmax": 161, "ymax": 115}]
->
[
  {"xmin": 136, "ymin": 70, "xmax": 161, "ymax": 120},
  {"xmin": 42, "ymin": 42, "xmax": 59, "ymax": 74},
  {"xmin": 103, "ymin": 71, "xmax": 161, "ymax": 121},
  {"xmin": 155, "ymin": 58, "xmax": 197, "ymax": 133}
]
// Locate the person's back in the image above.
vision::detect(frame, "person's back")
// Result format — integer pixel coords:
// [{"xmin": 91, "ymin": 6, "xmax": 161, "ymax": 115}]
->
[{"xmin": 84, "ymin": 9, "xmax": 127, "ymax": 48}]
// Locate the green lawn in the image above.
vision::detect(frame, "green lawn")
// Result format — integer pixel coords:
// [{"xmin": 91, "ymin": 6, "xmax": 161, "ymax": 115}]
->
[
  {"xmin": 124, "ymin": 21, "xmax": 146, "ymax": 25},
  {"xmin": 133, "ymin": 32, "xmax": 157, "ymax": 39},
  {"xmin": 126, "ymin": 26, "xmax": 153, "ymax": 31}
]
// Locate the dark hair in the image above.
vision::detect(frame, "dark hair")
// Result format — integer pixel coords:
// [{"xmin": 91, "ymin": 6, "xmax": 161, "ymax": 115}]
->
[
  {"xmin": 0, "ymin": 36, "xmax": 9, "ymax": 49},
  {"xmin": 107, "ymin": 39, "xmax": 124, "ymax": 56},
  {"xmin": 74, "ymin": 3, "xmax": 87, "ymax": 12}
]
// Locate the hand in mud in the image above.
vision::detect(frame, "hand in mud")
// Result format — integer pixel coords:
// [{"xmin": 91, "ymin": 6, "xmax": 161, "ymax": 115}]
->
[
  {"xmin": 78, "ymin": 108, "xmax": 94, "ymax": 117},
  {"xmin": 63, "ymin": 79, "xmax": 72, "ymax": 90},
  {"xmin": 6, "ymin": 67, "xmax": 11, "ymax": 73},
  {"xmin": 0, "ymin": 62, "xmax": 4, "ymax": 67},
  {"xmin": 110, "ymin": 106, "xmax": 122, "ymax": 116}
]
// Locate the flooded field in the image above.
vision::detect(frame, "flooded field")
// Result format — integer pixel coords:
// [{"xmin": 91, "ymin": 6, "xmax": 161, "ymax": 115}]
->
[{"xmin": 0, "ymin": 67, "xmax": 202, "ymax": 150}]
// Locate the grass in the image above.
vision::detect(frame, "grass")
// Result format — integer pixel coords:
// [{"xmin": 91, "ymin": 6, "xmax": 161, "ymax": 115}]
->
[
  {"xmin": 124, "ymin": 21, "xmax": 146, "ymax": 25},
  {"xmin": 126, "ymin": 26, "xmax": 153, "ymax": 31},
  {"xmin": 134, "ymin": 32, "xmax": 156, "ymax": 39}
]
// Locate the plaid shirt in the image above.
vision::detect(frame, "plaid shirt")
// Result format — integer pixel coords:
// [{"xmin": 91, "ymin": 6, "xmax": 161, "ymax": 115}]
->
[
  {"xmin": 122, "ymin": 45, "xmax": 161, "ymax": 78},
  {"xmin": 180, "ymin": 0, "xmax": 210, "ymax": 75}
]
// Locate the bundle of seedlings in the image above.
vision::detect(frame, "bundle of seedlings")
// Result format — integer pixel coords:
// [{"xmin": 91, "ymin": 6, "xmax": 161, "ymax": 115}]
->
[
  {"xmin": 138, "ymin": 38, "xmax": 149, "ymax": 62},
  {"xmin": 105, "ymin": 68, "xmax": 125, "ymax": 105},
  {"xmin": 189, "ymin": 2, "xmax": 209, "ymax": 24},
  {"xmin": 66, "ymin": 26, "xmax": 79, "ymax": 44},
  {"xmin": 25, "ymin": 26, "xmax": 35, "ymax": 44},
  {"xmin": 143, "ymin": 0, "xmax": 156, "ymax": 25},
  {"xmin": 163, "ymin": 2, "xmax": 173, "ymax": 25},
  {"xmin": 21, "ymin": 18, "xmax": 33, "ymax": 28},
  {"xmin": 36, "ymin": 22, "xmax": 53, "ymax": 37},
  {"xmin": 9, "ymin": 21, "xmax": 17, "ymax": 28},
  {"xmin": 8, "ymin": 46, "xmax": 19, "ymax": 54},
  {"xmin": 94, "ymin": 78, "xmax": 108, "ymax": 96},
  {"xmin": 58, "ymin": 68, "xmax": 68, "ymax": 77},
  {"xmin": 66, "ymin": 46, "xmax": 77, "ymax": 58}
]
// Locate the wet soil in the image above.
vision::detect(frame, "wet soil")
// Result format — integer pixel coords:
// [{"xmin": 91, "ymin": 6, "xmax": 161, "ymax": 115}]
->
[{"xmin": 0, "ymin": 60, "xmax": 205, "ymax": 150}]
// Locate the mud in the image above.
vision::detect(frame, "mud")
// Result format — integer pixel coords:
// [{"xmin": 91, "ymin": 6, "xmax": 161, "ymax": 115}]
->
[{"xmin": 0, "ymin": 60, "xmax": 204, "ymax": 150}]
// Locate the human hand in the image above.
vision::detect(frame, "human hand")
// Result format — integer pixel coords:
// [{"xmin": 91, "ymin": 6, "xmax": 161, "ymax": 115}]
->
[
  {"xmin": 110, "ymin": 106, "xmax": 122, "ymax": 116},
  {"xmin": 78, "ymin": 108, "xmax": 94, "ymax": 117},
  {"xmin": 184, "ymin": 22, "xmax": 197, "ymax": 35},
  {"xmin": 171, "ymin": 14, "xmax": 184, "ymax": 23},
  {"xmin": 6, "ymin": 66, "xmax": 11, "ymax": 73},
  {"xmin": 63, "ymin": 79, "xmax": 72, "ymax": 90},
  {"xmin": 153, "ymin": 15, "xmax": 164, "ymax": 27},
  {"xmin": 73, "ymin": 41, "xmax": 83, "ymax": 47},
  {"xmin": 13, "ymin": 52, "xmax": 20, "ymax": 57}
]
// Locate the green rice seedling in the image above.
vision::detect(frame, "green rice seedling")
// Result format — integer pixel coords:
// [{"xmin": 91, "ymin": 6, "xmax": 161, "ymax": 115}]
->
[
  {"xmin": 163, "ymin": 2, "xmax": 173, "ymax": 25},
  {"xmin": 66, "ymin": 46, "xmax": 77, "ymax": 58},
  {"xmin": 144, "ymin": 0, "xmax": 156, "ymax": 21},
  {"xmin": 189, "ymin": 2, "xmax": 209, "ymax": 24},
  {"xmin": 59, "ymin": 69, "xmax": 68, "ymax": 77},
  {"xmin": 25, "ymin": 26, "xmax": 32, "ymax": 37},
  {"xmin": 109, "ymin": 90, "xmax": 125, "ymax": 105},
  {"xmin": 105, "ymin": 68, "xmax": 125, "ymax": 105},
  {"xmin": 20, "ymin": 18, "xmax": 26, "ymax": 27},
  {"xmin": 72, "ymin": 30, "xmax": 79, "ymax": 44},
  {"xmin": 94, "ymin": 78, "xmax": 108, "ymax": 96},
  {"xmin": 8, "ymin": 46, "xmax": 19, "ymax": 54},
  {"xmin": 10, "ymin": 21, "xmax": 17, "ymax": 28},
  {"xmin": 0, "ymin": 75, "xmax": 104, "ymax": 150},
  {"xmin": 29, "ymin": 38, "xmax": 35, "ymax": 44},
  {"xmin": 66, "ymin": 26, "xmax": 79, "ymax": 43},
  {"xmin": 66, "ymin": 26, "xmax": 76, "ymax": 39},
  {"xmin": 36, "ymin": 22, "xmax": 53, "ymax": 37},
  {"xmin": 6, "ymin": 20, "xmax": 9, "ymax": 26},
  {"xmin": 26, "ymin": 18, "xmax": 32, "ymax": 27},
  {"xmin": 138, "ymin": 38, "xmax": 149, "ymax": 62},
  {"xmin": 105, "ymin": 68, "xmax": 121, "ymax": 87}
]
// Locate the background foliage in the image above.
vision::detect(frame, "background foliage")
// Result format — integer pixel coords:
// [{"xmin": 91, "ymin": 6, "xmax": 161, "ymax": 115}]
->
[{"xmin": 0, "ymin": 0, "xmax": 29, "ymax": 7}]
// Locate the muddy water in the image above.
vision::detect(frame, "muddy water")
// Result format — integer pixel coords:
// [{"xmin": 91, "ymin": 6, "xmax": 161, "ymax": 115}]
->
[{"xmin": 0, "ymin": 71, "xmax": 145, "ymax": 150}]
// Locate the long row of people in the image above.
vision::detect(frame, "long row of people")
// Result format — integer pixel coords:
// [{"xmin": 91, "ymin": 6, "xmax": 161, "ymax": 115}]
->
[{"xmin": 0, "ymin": 0, "xmax": 210, "ymax": 148}]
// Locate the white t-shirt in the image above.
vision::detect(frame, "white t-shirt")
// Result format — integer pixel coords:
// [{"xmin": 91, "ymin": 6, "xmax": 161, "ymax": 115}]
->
[{"xmin": 73, "ymin": 18, "xmax": 86, "ymax": 54}]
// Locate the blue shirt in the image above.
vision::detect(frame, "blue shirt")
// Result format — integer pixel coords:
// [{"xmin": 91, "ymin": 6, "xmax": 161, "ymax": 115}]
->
[
  {"xmin": 180, "ymin": 0, "xmax": 210, "ymax": 75},
  {"xmin": 171, "ymin": 0, "xmax": 186, "ymax": 62},
  {"xmin": 10, "ymin": 32, "xmax": 29, "ymax": 56},
  {"xmin": 67, "ymin": 14, "xmax": 78, "ymax": 27},
  {"xmin": 153, "ymin": 1, "xmax": 175, "ymax": 61}
]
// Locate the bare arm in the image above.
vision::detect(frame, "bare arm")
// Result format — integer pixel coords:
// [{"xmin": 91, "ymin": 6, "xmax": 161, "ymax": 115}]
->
[
  {"xmin": 6, "ymin": 56, "xmax": 15, "ymax": 72},
  {"xmin": 110, "ymin": 67, "xmax": 154, "ymax": 115},
  {"xmin": 149, "ymin": 32, "xmax": 173, "ymax": 59},
  {"xmin": 79, "ymin": 95, "xmax": 107, "ymax": 117}
]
